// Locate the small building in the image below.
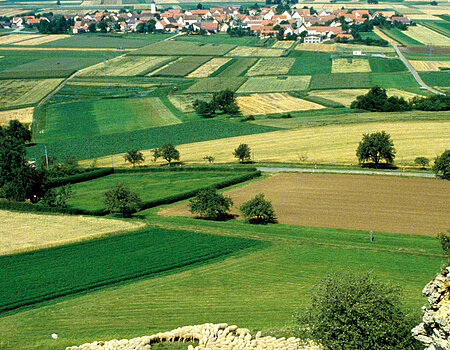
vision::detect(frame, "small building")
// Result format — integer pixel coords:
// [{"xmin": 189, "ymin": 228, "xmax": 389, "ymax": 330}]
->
[{"xmin": 304, "ymin": 35, "xmax": 322, "ymax": 43}]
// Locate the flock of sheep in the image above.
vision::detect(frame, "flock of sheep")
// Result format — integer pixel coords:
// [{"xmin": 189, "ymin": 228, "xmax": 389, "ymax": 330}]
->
[{"xmin": 66, "ymin": 323, "xmax": 321, "ymax": 350}]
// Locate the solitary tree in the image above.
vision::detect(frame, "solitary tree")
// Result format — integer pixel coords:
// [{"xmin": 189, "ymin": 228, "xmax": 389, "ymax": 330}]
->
[
  {"xmin": 294, "ymin": 271, "xmax": 420, "ymax": 350},
  {"xmin": 104, "ymin": 183, "xmax": 142, "ymax": 217},
  {"xmin": 233, "ymin": 143, "xmax": 251, "ymax": 163},
  {"xmin": 189, "ymin": 187, "xmax": 233, "ymax": 219},
  {"xmin": 124, "ymin": 150, "xmax": 145, "ymax": 167},
  {"xmin": 240, "ymin": 193, "xmax": 276, "ymax": 224},
  {"xmin": 152, "ymin": 144, "xmax": 180, "ymax": 166},
  {"xmin": 433, "ymin": 150, "xmax": 449, "ymax": 177},
  {"xmin": 415, "ymin": 156, "xmax": 430, "ymax": 169},
  {"xmin": 356, "ymin": 131, "xmax": 396, "ymax": 168}
]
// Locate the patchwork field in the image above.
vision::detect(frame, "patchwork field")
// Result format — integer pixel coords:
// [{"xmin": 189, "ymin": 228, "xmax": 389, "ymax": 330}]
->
[
  {"xmin": 226, "ymin": 46, "xmax": 285, "ymax": 57},
  {"xmin": 288, "ymin": 52, "xmax": 332, "ymax": 75},
  {"xmin": 370, "ymin": 72, "xmax": 420, "ymax": 89},
  {"xmin": 0, "ymin": 107, "xmax": 34, "ymax": 126},
  {"xmin": 331, "ymin": 58, "xmax": 371, "ymax": 73},
  {"xmin": 162, "ymin": 121, "xmax": 449, "ymax": 166},
  {"xmin": 215, "ymin": 58, "xmax": 257, "ymax": 77},
  {"xmin": 78, "ymin": 55, "xmax": 174, "ymax": 77},
  {"xmin": 307, "ymin": 88, "xmax": 421, "ymax": 107},
  {"xmin": 161, "ymin": 173, "xmax": 450, "ymax": 236},
  {"xmin": 236, "ymin": 93, "xmax": 324, "ymax": 115},
  {"xmin": 151, "ymin": 56, "xmax": 211, "ymax": 77},
  {"xmin": 380, "ymin": 27, "xmax": 423, "ymax": 46},
  {"xmin": 245, "ymin": 57, "xmax": 295, "ymax": 76},
  {"xmin": 309, "ymin": 73, "xmax": 371, "ymax": 90},
  {"xmin": 132, "ymin": 40, "xmax": 235, "ymax": 56},
  {"xmin": 168, "ymin": 94, "xmax": 212, "ymax": 113},
  {"xmin": 11, "ymin": 34, "xmax": 70, "ymax": 46},
  {"xmin": 187, "ymin": 58, "xmax": 232, "ymax": 78},
  {"xmin": 237, "ymin": 76, "xmax": 311, "ymax": 93},
  {"xmin": 410, "ymin": 60, "xmax": 450, "ymax": 71},
  {"xmin": 420, "ymin": 71, "xmax": 450, "ymax": 88},
  {"xmin": 184, "ymin": 77, "xmax": 247, "ymax": 93},
  {"xmin": 0, "ymin": 34, "xmax": 42, "ymax": 45},
  {"xmin": 37, "ymin": 96, "xmax": 181, "ymax": 142},
  {"xmin": 403, "ymin": 25, "xmax": 450, "ymax": 46},
  {"xmin": 0, "ymin": 210, "xmax": 143, "ymax": 255},
  {"xmin": 295, "ymin": 42, "xmax": 394, "ymax": 53},
  {"xmin": 0, "ymin": 79, "xmax": 63, "ymax": 108},
  {"xmin": 271, "ymin": 40, "xmax": 295, "ymax": 49}
]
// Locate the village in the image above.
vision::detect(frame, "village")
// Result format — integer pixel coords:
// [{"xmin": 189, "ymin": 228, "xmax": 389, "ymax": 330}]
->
[{"xmin": 2, "ymin": 3, "xmax": 412, "ymax": 41}]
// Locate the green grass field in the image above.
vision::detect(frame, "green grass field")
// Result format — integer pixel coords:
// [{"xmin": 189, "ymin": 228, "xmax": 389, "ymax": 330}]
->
[
  {"xmin": 184, "ymin": 77, "xmax": 247, "ymax": 93},
  {"xmin": 288, "ymin": 51, "xmax": 332, "ymax": 75},
  {"xmin": 132, "ymin": 40, "xmax": 235, "ymax": 56},
  {"xmin": 0, "ymin": 226, "xmax": 260, "ymax": 313},
  {"xmin": 370, "ymin": 72, "xmax": 420, "ymax": 89},
  {"xmin": 379, "ymin": 28, "xmax": 423, "ymax": 46},
  {"xmin": 175, "ymin": 34, "xmax": 262, "ymax": 46},
  {"xmin": 309, "ymin": 73, "xmax": 372, "ymax": 90},
  {"xmin": 67, "ymin": 171, "xmax": 252, "ymax": 211},
  {"xmin": 40, "ymin": 33, "xmax": 168, "ymax": 48},
  {"xmin": 151, "ymin": 56, "xmax": 211, "ymax": 77},
  {"xmin": 368, "ymin": 57, "xmax": 407, "ymax": 73},
  {"xmin": 36, "ymin": 96, "xmax": 181, "ymax": 142},
  {"xmin": 245, "ymin": 57, "xmax": 295, "ymax": 76},
  {"xmin": 420, "ymin": 71, "xmax": 450, "ymax": 87},
  {"xmin": 418, "ymin": 20, "xmax": 450, "ymax": 38},
  {"xmin": 237, "ymin": 76, "xmax": 311, "ymax": 93},
  {"xmin": 0, "ymin": 214, "xmax": 442, "ymax": 349},
  {"xmin": 215, "ymin": 58, "xmax": 257, "ymax": 77},
  {"xmin": 28, "ymin": 119, "xmax": 278, "ymax": 161}
]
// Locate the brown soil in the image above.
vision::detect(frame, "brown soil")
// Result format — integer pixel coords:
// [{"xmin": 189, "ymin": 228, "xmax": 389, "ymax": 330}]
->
[
  {"xmin": 400, "ymin": 45, "xmax": 450, "ymax": 55},
  {"xmin": 160, "ymin": 173, "xmax": 450, "ymax": 235}
]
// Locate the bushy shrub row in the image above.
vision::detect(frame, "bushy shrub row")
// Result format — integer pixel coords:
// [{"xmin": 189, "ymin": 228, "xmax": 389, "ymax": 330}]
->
[
  {"xmin": 48, "ymin": 168, "xmax": 114, "ymax": 187},
  {"xmin": 114, "ymin": 166, "xmax": 258, "ymax": 174},
  {"xmin": 0, "ymin": 200, "xmax": 107, "ymax": 216}
]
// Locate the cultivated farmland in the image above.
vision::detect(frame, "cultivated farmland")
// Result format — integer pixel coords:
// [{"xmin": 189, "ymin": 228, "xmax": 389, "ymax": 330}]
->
[
  {"xmin": 11, "ymin": 34, "xmax": 70, "ymax": 46},
  {"xmin": 215, "ymin": 58, "xmax": 257, "ymax": 77},
  {"xmin": 78, "ymin": 55, "xmax": 174, "ymax": 77},
  {"xmin": 403, "ymin": 25, "xmax": 450, "ymax": 46},
  {"xmin": 187, "ymin": 58, "xmax": 232, "ymax": 78},
  {"xmin": 309, "ymin": 73, "xmax": 371, "ymax": 90},
  {"xmin": 132, "ymin": 40, "xmax": 235, "ymax": 56},
  {"xmin": 0, "ymin": 107, "xmax": 34, "ymax": 125},
  {"xmin": 184, "ymin": 77, "xmax": 247, "ymax": 93},
  {"xmin": 150, "ymin": 56, "xmax": 211, "ymax": 77},
  {"xmin": 410, "ymin": 60, "xmax": 450, "ymax": 71},
  {"xmin": 0, "ymin": 211, "xmax": 143, "ymax": 255},
  {"xmin": 271, "ymin": 40, "xmax": 295, "ymax": 49},
  {"xmin": 236, "ymin": 93, "xmax": 324, "ymax": 115},
  {"xmin": 0, "ymin": 34, "xmax": 42, "ymax": 45},
  {"xmin": 245, "ymin": 57, "xmax": 295, "ymax": 76},
  {"xmin": 226, "ymin": 46, "xmax": 285, "ymax": 57},
  {"xmin": 237, "ymin": 76, "xmax": 311, "ymax": 93},
  {"xmin": 295, "ymin": 42, "xmax": 394, "ymax": 53},
  {"xmin": 162, "ymin": 173, "xmax": 450, "ymax": 235},
  {"xmin": 168, "ymin": 94, "xmax": 212, "ymax": 113},
  {"xmin": 331, "ymin": 58, "xmax": 371, "ymax": 73},
  {"xmin": 0, "ymin": 79, "xmax": 63, "ymax": 108}
]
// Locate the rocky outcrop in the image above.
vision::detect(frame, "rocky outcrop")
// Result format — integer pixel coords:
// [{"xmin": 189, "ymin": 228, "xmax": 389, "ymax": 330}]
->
[
  {"xmin": 66, "ymin": 323, "xmax": 320, "ymax": 350},
  {"xmin": 412, "ymin": 267, "xmax": 450, "ymax": 350}
]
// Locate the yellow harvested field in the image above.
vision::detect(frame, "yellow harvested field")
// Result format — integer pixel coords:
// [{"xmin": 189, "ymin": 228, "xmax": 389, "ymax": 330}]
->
[
  {"xmin": 272, "ymin": 40, "xmax": 295, "ymax": 49},
  {"xmin": 236, "ymin": 92, "xmax": 324, "ymax": 115},
  {"xmin": 0, "ymin": 210, "xmax": 145, "ymax": 255},
  {"xmin": 0, "ymin": 79, "xmax": 63, "ymax": 108},
  {"xmin": 68, "ymin": 81, "xmax": 156, "ymax": 87},
  {"xmin": 373, "ymin": 27, "xmax": 399, "ymax": 44},
  {"xmin": 0, "ymin": 107, "xmax": 34, "ymax": 125},
  {"xmin": 11, "ymin": 34, "xmax": 70, "ymax": 46},
  {"xmin": 0, "ymin": 33, "xmax": 43, "ymax": 45},
  {"xmin": 226, "ymin": 46, "xmax": 285, "ymax": 57},
  {"xmin": 296, "ymin": 42, "xmax": 393, "ymax": 53},
  {"xmin": 296, "ymin": 42, "xmax": 336, "ymax": 52},
  {"xmin": 308, "ymin": 88, "xmax": 421, "ymax": 107},
  {"xmin": 403, "ymin": 25, "xmax": 450, "ymax": 46},
  {"xmin": 187, "ymin": 58, "xmax": 232, "ymax": 78},
  {"xmin": 168, "ymin": 94, "xmax": 211, "ymax": 113},
  {"xmin": 87, "ymin": 121, "xmax": 449, "ymax": 167},
  {"xmin": 410, "ymin": 60, "xmax": 450, "ymax": 71},
  {"xmin": 79, "ymin": 55, "xmax": 173, "ymax": 76},
  {"xmin": 246, "ymin": 57, "xmax": 295, "ymax": 76},
  {"xmin": 408, "ymin": 14, "xmax": 443, "ymax": 20},
  {"xmin": 332, "ymin": 58, "xmax": 371, "ymax": 73}
]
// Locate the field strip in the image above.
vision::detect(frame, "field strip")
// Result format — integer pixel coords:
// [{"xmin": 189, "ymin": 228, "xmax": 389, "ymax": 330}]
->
[
  {"xmin": 11, "ymin": 34, "xmax": 70, "ymax": 46},
  {"xmin": 0, "ymin": 210, "xmax": 145, "ymax": 255},
  {"xmin": 403, "ymin": 25, "xmax": 450, "ymax": 46},
  {"xmin": 226, "ymin": 46, "xmax": 285, "ymax": 57},
  {"xmin": 1, "ymin": 47, "xmax": 134, "ymax": 52},
  {"xmin": 236, "ymin": 93, "xmax": 324, "ymax": 115},
  {"xmin": 272, "ymin": 40, "xmax": 295, "ymax": 49},
  {"xmin": 187, "ymin": 58, "xmax": 232, "ymax": 78},
  {"xmin": 246, "ymin": 57, "xmax": 295, "ymax": 76},
  {"xmin": 0, "ymin": 79, "xmax": 64, "ymax": 108},
  {"xmin": 331, "ymin": 58, "xmax": 371, "ymax": 73},
  {"xmin": 0, "ymin": 34, "xmax": 43, "ymax": 45},
  {"xmin": 410, "ymin": 60, "xmax": 450, "ymax": 71},
  {"xmin": 237, "ymin": 76, "xmax": 311, "ymax": 93},
  {"xmin": 373, "ymin": 27, "xmax": 400, "ymax": 44},
  {"xmin": 0, "ymin": 107, "xmax": 34, "ymax": 125}
]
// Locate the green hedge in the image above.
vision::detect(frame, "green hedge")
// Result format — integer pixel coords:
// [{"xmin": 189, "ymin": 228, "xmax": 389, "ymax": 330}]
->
[
  {"xmin": 48, "ymin": 168, "xmax": 114, "ymax": 187},
  {"xmin": 113, "ymin": 166, "xmax": 258, "ymax": 173},
  {"xmin": 0, "ymin": 200, "xmax": 107, "ymax": 216}
]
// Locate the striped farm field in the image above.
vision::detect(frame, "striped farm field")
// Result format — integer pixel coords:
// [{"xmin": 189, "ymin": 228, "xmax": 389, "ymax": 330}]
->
[
  {"xmin": 295, "ymin": 42, "xmax": 394, "ymax": 54},
  {"xmin": 187, "ymin": 58, "xmax": 232, "ymax": 78},
  {"xmin": 184, "ymin": 77, "xmax": 247, "ymax": 93},
  {"xmin": 237, "ymin": 76, "xmax": 311, "ymax": 93},
  {"xmin": 309, "ymin": 73, "xmax": 371, "ymax": 90},
  {"xmin": 331, "ymin": 58, "xmax": 371, "ymax": 73},
  {"xmin": 0, "ymin": 107, "xmax": 34, "ymax": 126},
  {"xmin": 132, "ymin": 40, "xmax": 235, "ymax": 56},
  {"xmin": 226, "ymin": 46, "xmax": 285, "ymax": 57},
  {"xmin": 410, "ymin": 60, "xmax": 450, "ymax": 71},
  {"xmin": 11, "ymin": 34, "xmax": 70, "ymax": 46},
  {"xmin": 78, "ymin": 55, "xmax": 174, "ymax": 77},
  {"xmin": 151, "ymin": 56, "xmax": 211, "ymax": 77},
  {"xmin": 0, "ymin": 79, "xmax": 63, "ymax": 108},
  {"xmin": 236, "ymin": 93, "xmax": 325, "ymax": 115},
  {"xmin": 245, "ymin": 57, "xmax": 295, "ymax": 76},
  {"xmin": 271, "ymin": 40, "xmax": 295, "ymax": 49},
  {"xmin": 0, "ymin": 34, "xmax": 42, "ymax": 45},
  {"xmin": 295, "ymin": 42, "xmax": 336, "ymax": 52},
  {"xmin": 168, "ymin": 94, "xmax": 212, "ymax": 113},
  {"xmin": 0, "ymin": 210, "xmax": 144, "ymax": 255},
  {"xmin": 403, "ymin": 25, "xmax": 450, "ymax": 46},
  {"xmin": 167, "ymin": 121, "xmax": 449, "ymax": 166},
  {"xmin": 307, "ymin": 88, "xmax": 422, "ymax": 107},
  {"xmin": 215, "ymin": 58, "xmax": 257, "ymax": 77}
]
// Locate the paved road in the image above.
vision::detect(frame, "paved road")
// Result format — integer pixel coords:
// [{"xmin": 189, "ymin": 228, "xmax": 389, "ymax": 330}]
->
[
  {"xmin": 392, "ymin": 44, "xmax": 444, "ymax": 95},
  {"xmin": 257, "ymin": 167, "xmax": 438, "ymax": 178}
]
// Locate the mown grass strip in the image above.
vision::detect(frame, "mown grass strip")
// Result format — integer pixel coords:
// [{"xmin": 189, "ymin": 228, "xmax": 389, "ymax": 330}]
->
[{"xmin": 0, "ymin": 227, "xmax": 261, "ymax": 314}]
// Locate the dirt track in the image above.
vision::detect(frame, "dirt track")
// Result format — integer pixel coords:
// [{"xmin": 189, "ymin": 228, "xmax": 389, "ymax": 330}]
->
[{"xmin": 160, "ymin": 173, "xmax": 450, "ymax": 235}]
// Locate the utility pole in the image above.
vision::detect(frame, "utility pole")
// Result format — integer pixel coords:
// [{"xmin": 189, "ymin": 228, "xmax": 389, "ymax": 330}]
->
[
  {"xmin": 429, "ymin": 42, "xmax": 432, "ymax": 74},
  {"xmin": 44, "ymin": 145, "xmax": 49, "ymax": 169}
]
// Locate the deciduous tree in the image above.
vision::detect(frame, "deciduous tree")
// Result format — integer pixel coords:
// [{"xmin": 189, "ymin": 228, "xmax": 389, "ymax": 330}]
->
[
  {"xmin": 356, "ymin": 131, "xmax": 396, "ymax": 168},
  {"xmin": 152, "ymin": 144, "xmax": 180, "ymax": 166},
  {"xmin": 233, "ymin": 143, "xmax": 251, "ymax": 163},
  {"xmin": 240, "ymin": 193, "xmax": 276, "ymax": 224},
  {"xmin": 433, "ymin": 150, "xmax": 449, "ymax": 177},
  {"xmin": 189, "ymin": 187, "xmax": 233, "ymax": 219},
  {"xmin": 104, "ymin": 183, "xmax": 142, "ymax": 217},
  {"xmin": 124, "ymin": 150, "xmax": 145, "ymax": 167}
]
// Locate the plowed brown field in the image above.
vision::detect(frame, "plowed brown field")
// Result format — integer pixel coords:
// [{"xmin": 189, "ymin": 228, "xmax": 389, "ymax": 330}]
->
[{"xmin": 160, "ymin": 173, "xmax": 450, "ymax": 235}]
